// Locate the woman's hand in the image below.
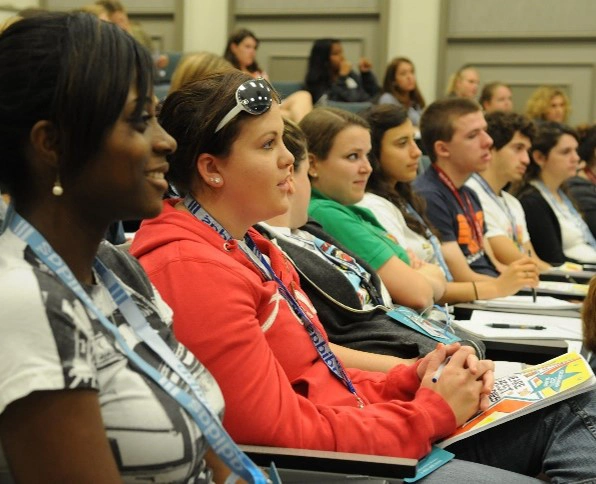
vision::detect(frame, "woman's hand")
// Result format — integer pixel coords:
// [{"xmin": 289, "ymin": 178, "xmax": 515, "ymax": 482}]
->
[
  {"xmin": 465, "ymin": 352, "xmax": 495, "ymax": 411},
  {"xmin": 358, "ymin": 57, "xmax": 373, "ymax": 73},
  {"xmin": 417, "ymin": 344, "xmax": 493, "ymax": 426},
  {"xmin": 495, "ymin": 256, "xmax": 539, "ymax": 297}
]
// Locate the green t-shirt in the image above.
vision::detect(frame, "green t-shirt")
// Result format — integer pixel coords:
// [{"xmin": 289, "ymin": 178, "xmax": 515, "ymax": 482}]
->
[{"xmin": 308, "ymin": 188, "xmax": 410, "ymax": 270}]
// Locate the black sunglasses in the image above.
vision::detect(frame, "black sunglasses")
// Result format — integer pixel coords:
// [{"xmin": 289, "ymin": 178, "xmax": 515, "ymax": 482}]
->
[{"xmin": 215, "ymin": 78, "xmax": 278, "ymax": 133}]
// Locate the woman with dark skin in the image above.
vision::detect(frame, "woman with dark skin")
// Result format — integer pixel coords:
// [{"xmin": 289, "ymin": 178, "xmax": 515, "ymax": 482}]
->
[
  {"xmin": 0, "ymin": 12, "xmax": 249, "ymax": 483},
  {"xmin": 304, "ymin": 38, "xmax": 379, "ymax": 104}
]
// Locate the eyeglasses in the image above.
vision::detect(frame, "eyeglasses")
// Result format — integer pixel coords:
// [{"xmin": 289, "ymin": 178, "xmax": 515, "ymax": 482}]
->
[{"xmin": 215, "ymin": 78, "xmax": 277, "ymax": 133}]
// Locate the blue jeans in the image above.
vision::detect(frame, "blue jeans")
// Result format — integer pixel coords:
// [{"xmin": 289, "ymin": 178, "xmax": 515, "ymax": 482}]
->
[
  {"xmin": 446, "ymin": 390, "xmax": 596, "ymax": 483},
  {"xmin": 419, "ymin": 459, "xmax": 540, "ymax": 483}
]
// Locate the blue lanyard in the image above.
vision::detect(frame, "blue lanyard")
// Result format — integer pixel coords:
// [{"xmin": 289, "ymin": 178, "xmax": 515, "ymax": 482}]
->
[
  {"xmin": 184, "ymin": 196, "xmax": 365, "ymax": 408},
  {"xmin": 286, "ymin": 232, "xmax": 384, "ymax": 306},
  {"xmin": 471, "ymin": 174, "xmax": 521, "ymax": 248},
  {"xmin": 5, "ymin": 207, "xmax": 267, "ymax": 484},
  {"xmin": 386, "ymin": 306, "xmax": 461, "ymax": 344},
  {"xmin": 309, "ymin": 236, "xmax": 385, "ymax": 306},
  {"xmin": 532, "ymin": 181, "xmax": 596, "ymax": 249},
  {"xmin": 404, "ymin": 203, "xmax": 453, "ymax": 282}
]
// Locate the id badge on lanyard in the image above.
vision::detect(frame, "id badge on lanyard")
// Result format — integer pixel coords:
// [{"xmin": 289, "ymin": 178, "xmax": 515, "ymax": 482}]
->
[
  {"xmin": 5, "ymin": 205, "xmax": 270, "ymax": 484},
  {"xmin": 184, "ymin": 195, "xmax": 365, "ymax": 409},
  {"xmin": 405, "ymin": 203, "xmax": 454, "ymax": 281},
  {"xmin": 386, "ymin": 306, "xmax": 461, "ymax": 344}
]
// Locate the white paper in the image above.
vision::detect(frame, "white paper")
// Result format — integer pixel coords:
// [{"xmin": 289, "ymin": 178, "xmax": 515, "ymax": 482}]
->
[
  {"xmin": 538, "ymin": 281, "xmax": 588, "ymax": 297},
  {"xmin": 472, "ymin": 295, "xmax": 581, "ymax": 310},
  {"xmin": 453, "ymin": 310, "xmax": 582, "ymax": 340}
]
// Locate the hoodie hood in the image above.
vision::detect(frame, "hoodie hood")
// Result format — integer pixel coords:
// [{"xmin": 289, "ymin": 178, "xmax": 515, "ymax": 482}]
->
[
  {"xmin": 131, "ymin": 199, "xmax": 206, "ymax": 260},
  {"xmin": 130, "ymin": 198, "xmax": 279, "ymax": 277}
]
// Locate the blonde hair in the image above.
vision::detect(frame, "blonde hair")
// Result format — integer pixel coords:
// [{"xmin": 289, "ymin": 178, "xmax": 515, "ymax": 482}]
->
[
  {"xmin": 445, "ymin": 64, "xmax": 477, "ymax": 97},
  {"xmin": 169, "ymin": 51, "xmax": 234, "ymax": 94},
  {"xmin": 78, "ymin": 4, "xmax": 109, "ymax": 18},
  {"xmin": 525, "ymin": 86, "xmax": 571, "ymax": 122}
]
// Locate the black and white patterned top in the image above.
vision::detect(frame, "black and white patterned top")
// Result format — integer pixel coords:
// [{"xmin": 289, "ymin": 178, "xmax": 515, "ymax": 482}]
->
[{"xmin": 0, "ymin": 233, "xmax": 224, "ymax": 483}]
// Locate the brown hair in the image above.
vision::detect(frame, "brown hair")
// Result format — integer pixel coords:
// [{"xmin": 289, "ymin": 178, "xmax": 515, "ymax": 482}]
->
[
  {"xmin": 510, "ymin": 122, "xmax": 578, "ymax": 197},
  {"xmin": 381, "ymin": 57, "xmax": 425, "ymax": 110},
  {"xmin": 362, "ymin": 104, "xmax": 439, "ymax": 240},
  {"xmin": 283, "ymin": 118, "xmax": 308, "ymax": 172},
  {"xmin": 485, "ymin": 111, "xmax": 535, "ymax": 151},
  {"xmin": 159, "ymin": 71, "xmax": 281, "ymax": 195},
  {"xmin": 299, "ymin": 107, "xmax": 369, "ymax": 161},
  {"xmin": 420, "ymin": 97, "xmax": 482, "ymax": 163},
  {"xmin": 479, "ymin": 81, "xmax": 510, "ymax": 110},
  {"xmin": 223, "ymin": 28, "xmax": 262, "ymax": 73}
]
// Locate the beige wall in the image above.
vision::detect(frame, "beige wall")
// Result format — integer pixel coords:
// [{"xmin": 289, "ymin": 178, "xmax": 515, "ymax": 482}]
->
[
  {"xmin": 2, "ymin": 0, "xmax": 39, "ymax": 9},
  {"xmin": 7, "ymin": 0, "xmax": 596, "ymax": 124},
  {"xmin": 441, "ymin": 0, "xmax": 596, "ymax": 125},
  {"xmin": 1, "ymin": 0, "xmax": 39, "ymax": 24},
  {"xmin": 228, "ymin": 0, "xmax": 388, "ymax": 83},
  {"xmin": 386, "ymin": 0, "xmax": 441, "ymax": 104},
  {"xmin": 182, "ymin": 0, "xmax": 227, "ymax": 53}
]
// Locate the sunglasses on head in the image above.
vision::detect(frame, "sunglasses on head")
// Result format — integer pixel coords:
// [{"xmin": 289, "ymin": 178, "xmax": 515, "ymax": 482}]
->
[{"xmin": 215, "ymin": 78, "xmax": 278, "ymax": 133}]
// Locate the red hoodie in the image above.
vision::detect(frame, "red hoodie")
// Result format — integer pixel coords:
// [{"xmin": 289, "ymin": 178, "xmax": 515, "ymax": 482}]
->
[{"xmin": 130, "ymin": 199, "xmax": 456, "ymax": 459}]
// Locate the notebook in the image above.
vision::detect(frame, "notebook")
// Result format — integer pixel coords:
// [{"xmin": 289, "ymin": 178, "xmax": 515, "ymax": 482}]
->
[
  {"xmin": 453, "ymin": 310, "xmax": 582, "ymax": 340},
  {"xmin": 472, "ymin": 295, "xmax": 581, "ymax": 311}
]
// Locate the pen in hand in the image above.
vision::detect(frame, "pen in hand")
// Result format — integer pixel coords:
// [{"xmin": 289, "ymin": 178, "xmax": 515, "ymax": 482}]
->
[
  {"xmin": 432, "ymin": 356, "xmax": 451, "ymax": 383},
  {"xmin": 488, "ymin": 323, "xmax": 546, "ymax": 330}
]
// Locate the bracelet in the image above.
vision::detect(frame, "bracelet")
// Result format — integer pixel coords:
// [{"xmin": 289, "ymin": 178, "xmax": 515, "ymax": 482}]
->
[{"xmin": 472, "ymin": 281, "xmax": 479, "ymax": 300}]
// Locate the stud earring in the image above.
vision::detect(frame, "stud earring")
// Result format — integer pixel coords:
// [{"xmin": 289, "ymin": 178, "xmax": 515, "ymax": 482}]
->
[
  {"xmin": 52, "ymin": 174, "xmax": 64, "ymax": 196},
  {"xmin": 310, "ymin": 172, "xmax": 318, "ymax": 179},
  {"xmin": 209, "ymin": 176, "xmax": 222, "ymax": 184}
]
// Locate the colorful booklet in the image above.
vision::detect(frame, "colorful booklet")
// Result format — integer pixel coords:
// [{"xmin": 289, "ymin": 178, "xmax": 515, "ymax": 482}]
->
[{"xmin": 437, "ymin": 352, "xmax": 596, "ymax": 448}]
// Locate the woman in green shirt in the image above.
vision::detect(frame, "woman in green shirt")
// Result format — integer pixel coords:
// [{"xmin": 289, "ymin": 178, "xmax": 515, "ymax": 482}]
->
[{"xmin": 302, "ymin": 107, "xmax": 446, "ymax": 310}]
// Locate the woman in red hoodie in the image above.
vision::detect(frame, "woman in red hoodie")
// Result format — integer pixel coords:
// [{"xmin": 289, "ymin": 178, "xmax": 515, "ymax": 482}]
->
[{"xmin": 130, "ymin": 71, "xmax": 596, "ymax": 481}]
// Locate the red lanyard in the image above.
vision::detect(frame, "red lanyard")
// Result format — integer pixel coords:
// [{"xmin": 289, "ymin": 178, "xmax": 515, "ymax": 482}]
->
[
  {"xmin": 583, "ymin": 167, "xmax": 596, "ymax": 185},
  {"xmin": 433, "ymin": 165, "xmax": 484, "ymax": 248}
]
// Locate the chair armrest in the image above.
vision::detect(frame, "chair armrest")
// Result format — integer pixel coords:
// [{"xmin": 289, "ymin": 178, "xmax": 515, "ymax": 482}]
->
[{"xmin": 239, "ymin": 444, "xmax": 418, "ymax": 479}]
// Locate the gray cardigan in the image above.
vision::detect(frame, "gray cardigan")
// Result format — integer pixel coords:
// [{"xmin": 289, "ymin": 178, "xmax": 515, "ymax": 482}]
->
[{"xmin": 256, "ymin": 221, "xmax": 485, "ymax": 359}]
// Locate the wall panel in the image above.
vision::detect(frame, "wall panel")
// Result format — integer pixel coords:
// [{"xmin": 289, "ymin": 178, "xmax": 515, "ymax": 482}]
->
[
  {"xmin": 442, "ymin": 0, "xmax": 596, "ymax": 125},
  {"xmin": 230, "ymin": 0, "xmax": 387, "ymax": 83},
  {"xmin": 42, "ymin": 0, "xmax": 183, "ymax": 51}
]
